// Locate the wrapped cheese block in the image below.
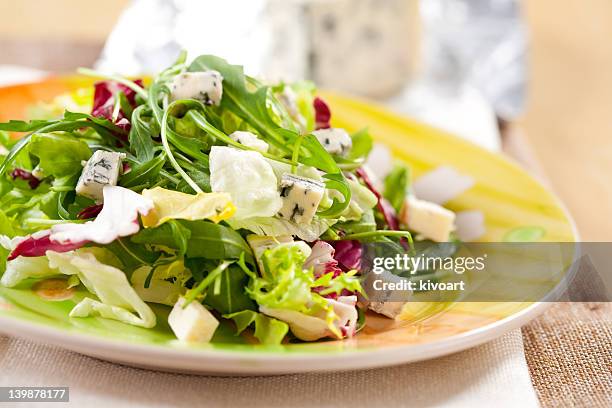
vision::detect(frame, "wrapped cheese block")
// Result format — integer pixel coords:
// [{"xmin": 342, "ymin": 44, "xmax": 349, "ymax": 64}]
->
[{"xmin": 97, "ymin": 0, "xmax": 420, "ymax": 98}]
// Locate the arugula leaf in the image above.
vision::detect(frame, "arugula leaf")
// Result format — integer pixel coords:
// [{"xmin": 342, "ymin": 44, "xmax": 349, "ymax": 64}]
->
[
  {"xmin": 0, "ymin": 116, "xmax": 130, "ymax": 177},
  {"xmin": 166, "ymin": 127, "xmax": 210, "ymax": 164},
  {"xmin": 120, "ymin": 154, "xmax": 166, "ymax": 189},
  {"xmin": 29, "ymin": 133, "xmax": 91, "ymax": 178},
  {"xmin": 0, "ymin": 119, "xmax": 59, "ymax": 133},
  {"xmin": 318, "ymin": 173, "xmax": 352, "ymax": 218},
  {"xmin": 129, "ymin": 105, "xmax": 157, "ymax": 162},
  {"xmin": 188, "ymin": 55, "xmax": 291, "ymax": 154},
  {"xmin": 383, "ymin": 164, "xmax": 410, "ymax": 213},
  {"xmin": 223, "ymin": 310, "xmax": 289, "ymax": 345},
  {"xmin": 132, "ymin": 220, "xmax": 254, "ymax": 264},
  {"xmin": 175, "ymin": 168, "xmax": 211, "ymax": 193},
  {"xmin": 203, "ymin": 265, "xmax": 256, "ymax": 314},
  {"xmin": 333, "ymin": 208, "xmax": 377, "ymax": 235},
  {"xmin": 63, "ymin": 111, "xmax": 129, "ymax": 142},
  {"xmin": 105, "ymin": 238, "xmax": 160, "ymax": 272},
  {"xmin": 183, "ymin": 259, "xmax": 233, "ymax": 306}
]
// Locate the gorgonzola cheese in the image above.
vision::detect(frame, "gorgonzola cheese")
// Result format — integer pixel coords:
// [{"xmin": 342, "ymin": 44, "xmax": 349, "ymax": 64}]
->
[
  {"xmin": 277, "ymin": 174, "xmax": 325, "ymax": 224},
  {"xmin": 75, "ymin": 151, "xmax": 125, "ymax": 203},
  {"xmin": 311, "ymin": 128, "xmax": 352, "ymax": 156},
  {"xmin": 229, "ymin": 131, "xmax": 269, "ymax": 152},
  {"xmin": 170, "ymin": 71, "xmax": 223, "ymax": 106}
]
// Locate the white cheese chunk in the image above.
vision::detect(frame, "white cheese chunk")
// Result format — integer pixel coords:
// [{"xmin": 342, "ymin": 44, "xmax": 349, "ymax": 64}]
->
[
  {"xmin": 170, "ymin": 71, "xmax": 223, "ymax": 106},
  {"xmin": 168, "ymin": 297, "xmax": 219, "ymax": 343},
  {"xmin": 75, "ymin": 151, "xmax": 125, "ymax": 203},
  {"xmin": 368, "ymin": 301, "xmax": 406, "ymax": 319},
  {"xmin": 278, "ymin": 174, "xmax": 325, "ymax": 224},
  {"xmin": 399, "ymin": 196, "xmax": 456, "ymax": 242},
  {"xmin": 311, "ymin": 128, "xmax": 352, "ymax": 156},
  {"xmin": 229, "ymin": 131, "xmax": 269, "ymax": 152}
]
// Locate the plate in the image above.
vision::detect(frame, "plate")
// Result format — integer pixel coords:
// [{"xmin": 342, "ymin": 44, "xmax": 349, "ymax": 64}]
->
[{"xmin": 0, "ymin": 77, "xmax": 577, "ymax": 374}]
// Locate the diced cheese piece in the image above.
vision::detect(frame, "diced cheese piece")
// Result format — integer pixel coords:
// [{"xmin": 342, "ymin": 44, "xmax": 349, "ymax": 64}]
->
[
  {"xmin": 247, "ymin": 235, "xmax": 311, "ymax": 274},
  {"xmin": 311, "ymin": 128, "xmax": 352, "ymax": 156},
  {"xmin": 368, "ymin": 301, "xmax": 406, "ymax": 319},
  {"xmin": 400, "ymin": 196, "xmax": 456, "ymax": 242},
  {"xmin": 170, "ymin": 71, "xmax": 223, "ymax": 106},
  {"xmin": 277, "ymin": 174, "xmax": 325, "ymax": 224},
  {"xmin": 229, "ymin": 131, "xmax": 269, "ymax": 152},
  {"xmin": 168, "ymin": 297, "xmax": 219, "ymax": 343},
  {"xmin": 75, "ymin": 151, "xmax": 125, "ymax": 202}
]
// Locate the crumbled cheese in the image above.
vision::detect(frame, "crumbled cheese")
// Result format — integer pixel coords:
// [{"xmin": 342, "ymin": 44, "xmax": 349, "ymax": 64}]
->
[
  {"xmin": 311, "ymin": 128, "xmax": 352, "ymax": 156},
  {"xmin": 229, "ymin": 131, "xmax": 269, "ymax": 152},
  {"xmin": 170, "ymin": 71, "xmax": 223, "ymax": 106},
  {"xmin": 75, "ymin": 151, "xmax": 125, "ymax": 203},
  {"xmin": 277, "ymin": 174, "xmax": 325, "ymax": 224},
  {"xmin": 168, "ymin": 297, "xmax": 219, "ymax": 343},
  {"xmin": 400, "ymin": 196, "xmax": 456, "ymax": 242}
]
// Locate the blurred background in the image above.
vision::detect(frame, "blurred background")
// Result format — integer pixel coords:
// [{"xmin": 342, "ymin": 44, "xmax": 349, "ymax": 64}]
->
[{"xmin": 0, "ymin": 0, "xmax": 610, "ymax": 240}]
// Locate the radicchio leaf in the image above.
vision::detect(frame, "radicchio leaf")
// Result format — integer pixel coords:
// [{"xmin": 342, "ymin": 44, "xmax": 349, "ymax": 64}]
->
[
  {"xmin": 7, "ymin": 186, "xmax": 153, "ymax": 261},
  {"xmin": 7, "ymin": 231, "xmax": 86, "ymax": 261},
  {"xmin": 356, "ymin": 167, "xmax": 400, "ymax": 230},
  {"xmin": 330, "ymin": 240, "xmax": 362, "ymax": 271},
  {"xmin": 313, "ymin": 97, "xmax": 331, "ymax": 130},
  {"xmin": 91, "ymin": 79, "xmax": 143, "ymax": 136},
  {"xmin": 10, "ymin": 168, "xmax": 41, "ymax": 189},
  {"xmin": 77, "ymin": 204, "xmax": 104, "ymax": 220},
  {"xmin": 306, "ymin": 241, "xmax": 355, "ymax": 299}
]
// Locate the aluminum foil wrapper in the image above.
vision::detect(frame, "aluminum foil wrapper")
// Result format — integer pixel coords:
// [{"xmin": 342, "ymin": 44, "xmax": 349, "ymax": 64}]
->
[
  {"xmin": 96, "ymin": 0, "xmax": 419, "ymax": 97},
  {"xmin": 96, "ymin": 0, "xmax": 526, "ymax": 132}
]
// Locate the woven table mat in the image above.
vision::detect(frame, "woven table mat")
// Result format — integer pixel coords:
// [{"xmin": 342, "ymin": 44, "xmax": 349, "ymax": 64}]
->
[
  {"xmin": 503, "ymin": 125, "xmax": 612, "ymax": 407},
  {"xmin": 522, "ymin": 303, "xmax": 612, "ymax": 408}
]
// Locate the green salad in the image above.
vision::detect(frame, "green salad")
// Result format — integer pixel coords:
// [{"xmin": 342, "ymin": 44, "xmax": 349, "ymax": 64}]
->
[{"xmin": 0, "ymin": 53, "xmax": 457, "ymax": 344}]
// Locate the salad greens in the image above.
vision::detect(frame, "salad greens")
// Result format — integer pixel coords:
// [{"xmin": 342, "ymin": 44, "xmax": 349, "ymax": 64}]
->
[{"xmin": 0, "ymin": 52, "xmax": 456, "ymax": 345}]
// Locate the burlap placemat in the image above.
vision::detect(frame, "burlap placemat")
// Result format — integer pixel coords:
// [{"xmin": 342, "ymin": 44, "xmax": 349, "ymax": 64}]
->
[{"xmin": 522, "ymin": 303, "xmax": 612, "ymax": 407}]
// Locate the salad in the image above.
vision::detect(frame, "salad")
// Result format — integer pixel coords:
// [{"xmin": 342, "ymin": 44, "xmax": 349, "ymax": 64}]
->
[{"xmin": 0, "ymin": 53, "xmax": 457, "ymax": 344}]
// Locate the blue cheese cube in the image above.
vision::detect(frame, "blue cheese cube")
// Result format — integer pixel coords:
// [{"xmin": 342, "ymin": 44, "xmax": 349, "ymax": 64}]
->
[
  {"xmin": 311, "ymin": 128, "xmax": 352, "ymax": 156},
  {"xmin": 229, "ymin": 131, "xmax": 269, "ymax": 152},
  {"xmin": 76, "ymin": 151, "xmax": 125, "ymax": 203},
  {"xmin": 278, "ymin": 174, "xmax": 325, "ymax": 224},
  {"xmin": 170, "ymin": 71, "xmax": 223, "ymax": 106},
  {"xmin": 168, "ymin": 297, "xmax": 219, "ymax": 343}
]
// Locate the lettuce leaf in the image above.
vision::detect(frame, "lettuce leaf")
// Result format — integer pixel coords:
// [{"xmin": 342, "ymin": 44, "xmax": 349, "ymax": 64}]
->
[
  {"xmin": 141, "ymin": 187, "xmax": 235, "ymax": 228},
  {"xmin": 46, "ymin": 249, "xmax": 156, "ymax": 328},
  {"xmin": 339, "ymin": 178, "xmax": 377, "ymax": 221},
  {"xmin": 0, "ymin": 255, "xmax": 57, "ymax": 287},
  {"xmin": 209, "ymin": 146, "xmax": 282, "ymax": 220},
  {"xmin": 28, "ymin": 133, "xmax": 92, "ymax": 178},
  {"xmin": 227, "ymin": 216, "xmax": 336, "ymax": 243},
  {"xmin": 223, "ymin": 310, "xmax": 289, "ymax": 345}
]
